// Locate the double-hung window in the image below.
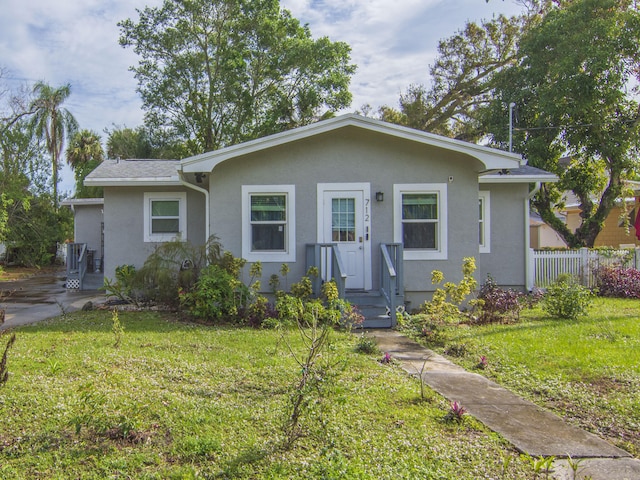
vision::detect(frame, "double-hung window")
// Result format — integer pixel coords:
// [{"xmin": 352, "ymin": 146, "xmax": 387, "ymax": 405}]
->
[
  {"xmin": 479, "ymin": 191, "xmax": 490, "ymax": 253},
  {"xmin": 242, "ymin": 185, "xmax": 295, "ymax": 262},
  {"xmin": 144, "ymin": 192, "xmax": 187, "ymax": 242},
  {"xmin": 394, "ymin": 184, "xmax": 447, "ymax": 260}
]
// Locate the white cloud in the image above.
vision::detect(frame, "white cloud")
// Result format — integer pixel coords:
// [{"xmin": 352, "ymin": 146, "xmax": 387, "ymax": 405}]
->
[{"xmin": 1, "ymin": 0, "xmax": 525, "ymax": 194}]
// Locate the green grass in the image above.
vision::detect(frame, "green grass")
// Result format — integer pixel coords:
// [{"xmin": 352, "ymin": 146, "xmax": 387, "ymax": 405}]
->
[
  {"xmin": 419, "ymin": 297, "xmax": 640, "ymax": 457},
  {"xmin": 0, "ymin": 310, "xmax": 535, "ymax": 479}
]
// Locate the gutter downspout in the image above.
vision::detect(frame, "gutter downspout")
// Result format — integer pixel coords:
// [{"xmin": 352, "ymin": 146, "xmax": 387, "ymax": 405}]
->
[
  {"xmin": 179, "ymin": 169, "xmax": 210, "ymax": 241},
  {"xmin": 525, "ymin": 182, "xmax": 541, "ymax": 291}
]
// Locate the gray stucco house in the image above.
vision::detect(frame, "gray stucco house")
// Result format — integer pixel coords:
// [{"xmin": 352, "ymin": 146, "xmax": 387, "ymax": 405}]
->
[{"xmin": 84, "ymin": 114, "xmax": 555, "ymax": 323}]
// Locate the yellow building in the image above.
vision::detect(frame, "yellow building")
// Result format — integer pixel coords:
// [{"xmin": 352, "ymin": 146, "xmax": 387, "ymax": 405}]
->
[{"xmin": 564, "ymin": 198, "xmax": 640, "ymax": 248}]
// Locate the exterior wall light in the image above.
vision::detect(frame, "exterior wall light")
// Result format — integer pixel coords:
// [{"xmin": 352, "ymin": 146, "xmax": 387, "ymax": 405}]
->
[{"xmin": 375, "ymin": 191, "xmax": 384, "ymax": 202}]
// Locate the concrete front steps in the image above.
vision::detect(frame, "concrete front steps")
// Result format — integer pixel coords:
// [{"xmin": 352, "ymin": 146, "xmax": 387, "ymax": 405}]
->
[{"xmin": 345, "ymin": 291, "xmax": 396, "ymax": 328}]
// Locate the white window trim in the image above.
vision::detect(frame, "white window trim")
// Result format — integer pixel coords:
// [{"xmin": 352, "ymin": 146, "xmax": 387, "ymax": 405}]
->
[
  {"xmin": 242, "ymin": 185, "xmax": 295, "ymax": 262},
  {"xmin": 394, "ymin": 183, "xmax": 448, "ymax": 260},
  {"xmin": 479, "ymin": 191, "xmax": 491, "ymax": 253},
  {"xmin": 143, "ymin": 192, "xmax": 187, "ymax": 243}
]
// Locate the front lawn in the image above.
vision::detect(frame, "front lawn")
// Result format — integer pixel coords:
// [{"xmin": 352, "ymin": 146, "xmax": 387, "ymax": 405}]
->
[
  {"xmin": 417, "ymin": 297, "xmax": 640, "ymax": 457},
  {"xmin": 0, "ymin": 311, "xmax": 534, "ymax": 479}
]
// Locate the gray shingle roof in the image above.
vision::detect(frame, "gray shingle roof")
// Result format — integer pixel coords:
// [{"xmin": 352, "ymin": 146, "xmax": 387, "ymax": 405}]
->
[
  {"xmin": 479, "ymin": 165, "xmax": 557, "ymax": 183},
  {"xmin": 85, "ymin": 159, "xmax": 180, "ymax": 185}
]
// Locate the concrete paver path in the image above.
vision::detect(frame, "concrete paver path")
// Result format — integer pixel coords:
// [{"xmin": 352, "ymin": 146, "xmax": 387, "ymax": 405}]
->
[{"xmin": 368, "ymin": 329, "xmax": 640, "ymax": 480}]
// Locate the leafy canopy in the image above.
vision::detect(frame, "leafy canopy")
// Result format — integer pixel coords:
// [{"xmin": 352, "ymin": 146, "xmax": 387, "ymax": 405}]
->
[
  {"xmin": 119, "ymin": 0, "xmax": 356, "ymax": 155},
  {"xmin": 488, "ymin": 0, "xmax": 640, "ymax": 247},
  {"xmin": 28, "ymin": 81, "xmax": 78, "ymax": 209}
]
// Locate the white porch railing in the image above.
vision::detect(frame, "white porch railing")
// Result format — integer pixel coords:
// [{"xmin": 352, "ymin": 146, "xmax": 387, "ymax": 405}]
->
[
  {"xmin": 306, "ymin": 243, "xmax": 347, "ymax": 298},
  {"xmin": 529, "ymin": 247, "xmax": 640, "ymax": 288},
  {"xmin": 66, "ymin": 243, "xmax": 88, "ymax": 290}
]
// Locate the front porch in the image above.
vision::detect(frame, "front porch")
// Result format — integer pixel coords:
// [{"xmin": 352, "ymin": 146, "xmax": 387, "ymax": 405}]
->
[
  {"xmin": 66, "ymin": 243, "xmax": 104, "ymax": 291},
  {"xmin": 306, "ymin": 242, "xmax": 404, "ymax": 328}
]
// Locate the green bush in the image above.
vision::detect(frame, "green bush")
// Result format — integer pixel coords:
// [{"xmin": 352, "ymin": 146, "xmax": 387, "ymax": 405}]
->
[
  {"xmin": 542, "ymin": 279, "xmax": 593, "ymax": 320},
  {"xmin": 179, "ymin": 264, "xmax": 248, "ymax": 322}
]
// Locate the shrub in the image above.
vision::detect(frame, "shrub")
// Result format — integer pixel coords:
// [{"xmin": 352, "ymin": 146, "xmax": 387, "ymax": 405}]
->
[
  {"xmin": 473, "ymin": 276, "xmax": 523, "ymax": 324},
  {"xmin": 103, "ymin": 264, "xmax": 138, "ymax": 304},
  {"xmin": 419, "ymin": 257, "xmax": 477, "ymax": 323},
  {"xmin": 542, "ymin": 278, "xmax": 593, "ymax": 320},
  {"xmin": 244, "ymin": 295, "xmax": 278, "ymax": 328},
  {"xmin": 594, "ymin": 265, "xmax": 640, "ymax": 298},
  {"xmin": 179, "ymin": 264, "xmax": 248, "ymax": 322}
]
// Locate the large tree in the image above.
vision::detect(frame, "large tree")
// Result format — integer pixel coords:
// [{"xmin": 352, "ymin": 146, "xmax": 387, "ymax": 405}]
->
[
  {"xmin": 29, "ymin": 81, "xmax": 78, "ymax": 209},
  {"xmin": 1, "ymin": 74, "xmax": 72, "ymax": 265},
  {"xmin": 119, "ymin": 0, "xmax": 356, "ymax": 155},
  {"xmin": 487, "ymin": 0, "xmax": 640, "ymax": 247},
  {"xmin": 66, "ymin": 129, "xmax": 104, "ymax": 198},
  {"xmin": 377, "ymin": 13, "xmax": 525, "ymax": 142}
]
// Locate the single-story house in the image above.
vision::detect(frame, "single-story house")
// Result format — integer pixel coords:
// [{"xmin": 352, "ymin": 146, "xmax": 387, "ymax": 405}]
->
[{"xmin": 84, "ymin": 114, "xmax": 555, "ymax": 324}]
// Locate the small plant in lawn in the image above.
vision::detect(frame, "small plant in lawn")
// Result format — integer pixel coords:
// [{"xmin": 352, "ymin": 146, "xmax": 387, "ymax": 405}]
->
[
  {"xmin": 0, "ymin": 330, "xmax": 16, "ymax": 386},
  {"xmin": 281, "ymin": 308, "xmax": 336, "ymax": 451},
  {"xmin": 566, "ymin": 454, "xmax": 586, "ymax": 480},
  {"xmin": 444, "ymin": 400, "xmax": 467, "ymax": 423},
  {"xmin": 476, "ymin": 355, "xmax": 488, "ymax": 370},
  {"xmin": 500, "ymin": 451, "xmax": 513, "ymax": 479},
  {"xmin": 69, "ymin": 383, "xmax": 108, "ymax": 435},
  {"xmin": 542, "ymin": 277, "xmax": 593, "ymax": 320},
  {"xmin": 112, "ymin": 309, "xmax": 124, "ymax": 348},
  {"xmin": 444, "ymin": 342, "xmax": 468, "ymax": 357},
  {"xmin": 380, "ymin": 352, "xmax": 392, "ymax": 364},
  {"xmin": 46, "ymin": 358, "xmax": 62, "ymax": 376},
  {"xmin": 354, "ymin": 332, "xmax": 378, "ymax": 354},
  {"xmin": 524, "ymin": 454, "xmax": 556, "ymax": 480},
  {"xmin": 414, "ymin": 355, "xmax": 433, "ymax": 402}
]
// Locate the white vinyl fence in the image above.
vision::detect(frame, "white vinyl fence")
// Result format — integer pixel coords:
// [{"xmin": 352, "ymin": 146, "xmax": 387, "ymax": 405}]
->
[{"xmin": 530, "ymin": 248, "xmax": 640, "ymax": 288}]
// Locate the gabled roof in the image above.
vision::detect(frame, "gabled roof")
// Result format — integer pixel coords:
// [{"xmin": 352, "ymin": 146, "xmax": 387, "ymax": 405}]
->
[
  {"xmin": 85, "ymin": 159, "xmax": 182, "ymax": 187},
  {"xmin": 181, "ymin": 113, "xmax": 524, "ymax": 173}
]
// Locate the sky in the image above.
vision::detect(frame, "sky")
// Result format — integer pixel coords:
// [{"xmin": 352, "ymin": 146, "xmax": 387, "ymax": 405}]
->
[{"xmin": 0, "ymin": 0, "xmax": 526, "ymax": 196}]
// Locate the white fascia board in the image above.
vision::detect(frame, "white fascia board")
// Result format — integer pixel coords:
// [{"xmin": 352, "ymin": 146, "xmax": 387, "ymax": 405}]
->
[
  {"xmin": 60, "ymin": 198, "xmax": 104, "ymax": 206},
  {"xmin": 479, "ymin": 174, "xmax": 558, "ymax": 184},
  {"xmin": 181, "ymin": 114, "xmax": 523, "ymax": 173},
  {"xmin": 84, "ymin": 178, "xmax": 182, "ymax": 187}
]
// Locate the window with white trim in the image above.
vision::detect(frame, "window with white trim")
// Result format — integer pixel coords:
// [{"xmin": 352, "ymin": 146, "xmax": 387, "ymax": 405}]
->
[
  {"xmin": 242, "ymin": 185, "xmax": 295, "ymax": 262},
  {"xmin": 479, "ymin": 191, "xmax": 490, "ymax": 253},
  {"xmin": 143, "ymin": 192, "xmax": 187, "ymax": 242},
  {"xmin": 394, "ymin": 184, "xmax": 447, "ymax": 260}
]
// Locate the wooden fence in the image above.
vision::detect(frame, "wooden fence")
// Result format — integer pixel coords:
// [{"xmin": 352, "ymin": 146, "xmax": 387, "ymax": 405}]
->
[{"xmin": 530, "ymin": 248, "xmax": 640, "ymax": 288}]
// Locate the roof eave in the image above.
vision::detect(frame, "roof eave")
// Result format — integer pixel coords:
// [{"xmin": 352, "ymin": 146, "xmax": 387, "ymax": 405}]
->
[
  {"xmin": 479, "ymin": 174, "xmax": 558, "ymax": 184},
  {"xmin": 60, "ymin": 198, "xmax": 105, "ymax": 206},
  {"xmin": 84, "ymin": 178, "xmax": 182, "ymax": 187}
]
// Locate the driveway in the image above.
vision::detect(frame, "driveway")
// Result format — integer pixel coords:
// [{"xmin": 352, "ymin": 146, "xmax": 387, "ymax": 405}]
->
[{"xmin": 0, "ymin": 269, "xmax": 104, "ymax": 330}]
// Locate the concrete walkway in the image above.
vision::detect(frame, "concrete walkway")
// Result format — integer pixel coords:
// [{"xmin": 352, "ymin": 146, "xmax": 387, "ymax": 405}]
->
[
  {"xmin": 368, "ymin": 329, "xmax": 640, "ymax": 480},
  {"xmin": 1, "ymin": 270, "xmax": 105, "ymax": 330}
]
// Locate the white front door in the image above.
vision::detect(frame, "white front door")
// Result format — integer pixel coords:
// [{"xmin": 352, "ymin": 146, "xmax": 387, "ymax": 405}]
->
[{"xmin": 318, "ymin": 184, "xmax": 371, "ymax": 290}]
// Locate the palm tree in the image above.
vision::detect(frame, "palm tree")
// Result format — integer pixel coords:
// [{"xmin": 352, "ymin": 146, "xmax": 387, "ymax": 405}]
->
[
  {"xmin": 29, "ymin": 81, "xmax": 78, "ymax": 208},
  {"xmin": 66, "ymin": 129, "xmax": 104, "ymax": 198}
]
